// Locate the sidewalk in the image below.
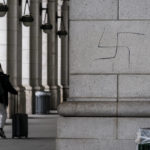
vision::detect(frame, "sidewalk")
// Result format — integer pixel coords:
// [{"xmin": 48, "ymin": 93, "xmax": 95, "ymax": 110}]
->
[{"xmin": 0, "ymin": 114, "xmax": 59, "ymax": 150}]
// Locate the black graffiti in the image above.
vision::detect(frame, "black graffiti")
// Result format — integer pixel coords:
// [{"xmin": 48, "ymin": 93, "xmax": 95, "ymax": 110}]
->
[{"xmin": 95, "ymin": 28, "xmax": 145, "ymax": 64}]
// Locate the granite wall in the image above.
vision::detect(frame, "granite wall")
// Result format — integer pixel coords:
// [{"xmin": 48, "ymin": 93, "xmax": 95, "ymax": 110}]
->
[
  {"xmin": 57, "ymin": 1, "xmax": 150, "ymax": 150},
  {"xmin": 69, "ymin": 0, "xmax": 150, "ymax": 105}
]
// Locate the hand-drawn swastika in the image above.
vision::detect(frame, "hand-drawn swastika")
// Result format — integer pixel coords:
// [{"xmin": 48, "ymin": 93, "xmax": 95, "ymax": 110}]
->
[{"xmin": 95, "ymin": 28, "xmax": 145, "ymax": 65}]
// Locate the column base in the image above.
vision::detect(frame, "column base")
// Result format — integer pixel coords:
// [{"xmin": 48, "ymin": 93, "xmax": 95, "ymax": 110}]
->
[
  {"xmin": 50, "ymin": 85, "xmax": 60, "ymax": 110},
  {"xmin": 25, "ymin": 85, "xmax": 33, "ymax": 115},
  {"xmin": 43, "ymin": 85, "xmax": 51, "ymax": 91}
]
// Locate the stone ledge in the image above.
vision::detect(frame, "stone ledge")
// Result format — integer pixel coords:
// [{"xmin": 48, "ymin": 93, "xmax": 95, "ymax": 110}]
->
[
  {"xmin": 58, "ymin": 101, "xmax": 150, "ymax": 117},
  {"xmin": 58, "ymin": 101, "xmax": 117, "ymax": 117},
  {"xmin": 118, "ymin": 101, "xmax": 150, "ymax": 117}
]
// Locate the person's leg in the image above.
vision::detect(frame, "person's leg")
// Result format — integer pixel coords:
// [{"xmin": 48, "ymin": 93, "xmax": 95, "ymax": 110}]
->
[
  {"xmin": 0, "ymin": 103, "xmax": 4, "ymax": 128},
  {"xmin": 1, "ymin": 105, "xmax": 7, "ymax": 129},
  {"xmin": 0, "ymin": 103, "xmax": 7, "ymax": 138}
]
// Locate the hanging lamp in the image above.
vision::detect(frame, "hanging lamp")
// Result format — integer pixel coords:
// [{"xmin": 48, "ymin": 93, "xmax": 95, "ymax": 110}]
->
[
  {"xmin": 0, "ymin": 0, "xmax": 8, "ymax": 17},
  {"xmin": 57, "ymin": 16, "xmax": 67, "ymax": 38},
  {"xmin": 20, "ymin": 0, "xmax": 33, "ymax": 27},
  {"xmin": 40, "ymin": 4, "xmax": 52, "ymax": 34}
]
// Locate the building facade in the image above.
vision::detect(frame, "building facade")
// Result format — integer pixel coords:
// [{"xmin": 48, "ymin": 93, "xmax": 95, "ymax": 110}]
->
[
  {"xmin": 1, "ymin": 0, "xmax": 150, "ymax": 149},
  {"xmin": 0, "ymin": 0, "xmax": 64, "ymax": 116},
  {"xmin": 57, "ymin": 0, "xmax": 150, "ymax": 150}
]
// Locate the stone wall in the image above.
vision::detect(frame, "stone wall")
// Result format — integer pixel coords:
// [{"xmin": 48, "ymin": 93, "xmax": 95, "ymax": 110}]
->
[
  {"xmin": 57, "ymin": 1, "xmax": 150, "ymax": 150},
  {"xmin": 69, "ymin": 0, "xmax": 150, "ymax": 106}
]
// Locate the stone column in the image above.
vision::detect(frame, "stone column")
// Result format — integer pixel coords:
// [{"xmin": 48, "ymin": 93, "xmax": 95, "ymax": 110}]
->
[
  {"xmin": 7, "ymin": 0, "xmax": 25, "ymax": 116},
  {"xmin": 61, "ymin": 0, "xmax": 69, "ymax": 101},
  {"xmin": 30, "ymin": 0, "xmax": 43, "ymax": 113},
  {"xmin": 47, "ymin": 0, "xmax": 59, "ymax": 110}
]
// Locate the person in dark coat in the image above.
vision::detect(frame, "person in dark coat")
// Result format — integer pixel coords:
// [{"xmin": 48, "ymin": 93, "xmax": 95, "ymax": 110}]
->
[{"xmin": 0, "ymin": 64, "xmax": 18, "ymax": 138}]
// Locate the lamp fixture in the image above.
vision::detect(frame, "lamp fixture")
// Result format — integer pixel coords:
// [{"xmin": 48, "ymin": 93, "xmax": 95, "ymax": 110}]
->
[
  {"xmin": 41, "ymin": 23, "xmax": 53, "ymax": 34},
  {"xmin": 20, "ymin": 0, "xmax": 33, "ymax": 27},
  {"xmin": 40, "ymin": 3, "xmax": 52, "ymax": 34},
  {"xmin": 57, "ymin": 30, "xmax": 67, "ymax": 37},
  {"xmin": 57, "ymin": 16, "xmax": 67, "ymax": 38},
  {"xmin": 0, "ymin": 0, "xmax": 8, "ymax": 17}
]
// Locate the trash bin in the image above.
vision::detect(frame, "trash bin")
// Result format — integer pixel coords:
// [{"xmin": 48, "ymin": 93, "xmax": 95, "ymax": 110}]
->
[
  {"xmin": 135, "ymin": 128, "xmax": 150, "ymax": 150},
  {"xmin": 138, "ymin": 143, "xmax": 150, "ymax": 150},
  {"xmin": 35, "ymin": 91, "xmax": 51, "ymax": 114}
]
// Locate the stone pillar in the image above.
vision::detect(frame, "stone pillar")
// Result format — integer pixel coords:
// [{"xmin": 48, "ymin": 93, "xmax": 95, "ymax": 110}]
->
[
  {"xmin": 30, "ymin": 0, "xmax": 43, "ymax": 113},
  {"xmin": 61, "ymin": 0, "xmax": 69, "ymax": 101},
  {"xmin": 47, "ymin": 0, "xmax": 59, "ymax": 110},
  {"xmin": 7, "ymin": 0, "xmax": 25, "ymax": 116}
]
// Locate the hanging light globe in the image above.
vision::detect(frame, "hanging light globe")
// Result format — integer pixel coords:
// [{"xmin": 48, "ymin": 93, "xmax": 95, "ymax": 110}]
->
[
  {"xmin": 20, "ymin": 15, "xmax": 34, "ymax": 27},
  {"xmin": 57, "ymin": 30, "xmax": 67, "ymax": 38},
  {"xmin": 0, "ymin": 3, "xmax": 8, "ymax": 17},
  {"xmin": 41, "ymin": 23, "xmax": 53, "ymax": 34}
]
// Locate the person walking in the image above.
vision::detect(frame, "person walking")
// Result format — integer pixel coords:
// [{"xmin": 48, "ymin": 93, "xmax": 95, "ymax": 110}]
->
[{"xmin": 0, "ymin": 64, "xmax": 18, "ymax": 138}]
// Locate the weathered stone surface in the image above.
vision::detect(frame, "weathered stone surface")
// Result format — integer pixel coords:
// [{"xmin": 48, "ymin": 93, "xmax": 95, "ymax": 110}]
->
[
  {"xmin": 118, "ymin": 118, "xmax": 150, "ymax": 139},
  {"xmin": 98, "ymin": 139, "xmax": 136, "ymax": 150},
  {"xmin": 57, "ymin": 117, "xmax": 117, "ymax": 139},
  {"xmin": 56, "ymin": 139, "xmax": 99, "ymax": 150},
  {"xmin": 69, "ymin": 97, "xmax": 117, "ymax": 101},
  {"xmin": 58, "ymin": 101, "xmax": 117, "ymax": 117},
  {"xmin": 119, "ymin": 98, "xmax": 150, "ymax": 102},
  {"xmin": 119, "ymin": 75, "xmax": 150, "ymax": 97},
  {"xmin": 69, "ymin": 75, "xmax": 117, "ymax": 97},
  {"xmin": 118, "ymin": 101, "xmax": 150, "ymax": 117},
  {"xmin": 70, "ymin": 0, "xmax": 117, "ymax": 20},
  {"xmin": 119, "ymin": 0, "xmax": 150, "ymax": 19},
  {"xmin": 70, "ymin": 21, "xmax": 150, "ymax": 73},
  {"xmin": 56, "ymin": 117, "xmax": 137, "ymax": 150},
  {"xmin": 58, "ymin": 101, "xmax": 150, "ymax": 117},
  {"xmin": 56, "ymin": 139, "xmax": 136, "ymax": 150}
]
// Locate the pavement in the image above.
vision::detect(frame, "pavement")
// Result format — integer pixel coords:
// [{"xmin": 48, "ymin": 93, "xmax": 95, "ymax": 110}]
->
[{"xmin": 0, "ymin": 114, "xmax": 59, "ymax": 150}]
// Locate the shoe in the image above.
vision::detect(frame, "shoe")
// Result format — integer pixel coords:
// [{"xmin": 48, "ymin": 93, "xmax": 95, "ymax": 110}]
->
[{"xmin": 0, "ymin": 129, "xmax": 6, "ymax": 139}]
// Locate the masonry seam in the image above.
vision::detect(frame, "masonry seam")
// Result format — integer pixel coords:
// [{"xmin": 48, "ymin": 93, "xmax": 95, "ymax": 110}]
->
[{"xmin": 117, "ymin": 0, "xmax": 119, "ymax": 20}]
